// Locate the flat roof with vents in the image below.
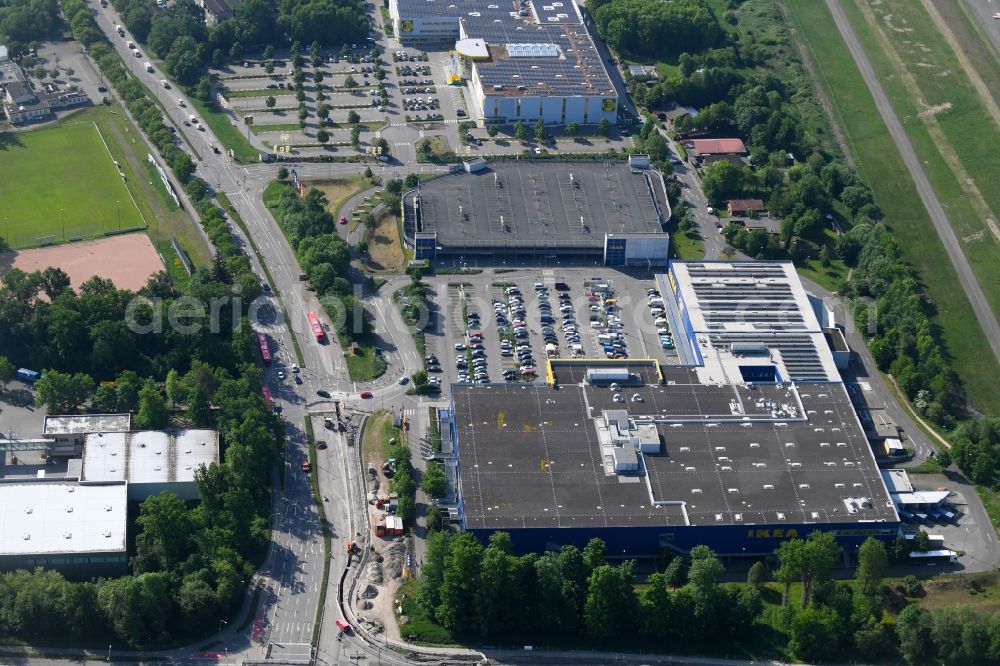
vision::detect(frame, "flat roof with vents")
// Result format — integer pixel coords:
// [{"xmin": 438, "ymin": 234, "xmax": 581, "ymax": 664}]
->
[
  {"xmin": 665, "ymin": 261, "xmax": 840, "ymax": 383},
  {"xmin": 43, "ymin": 413, "xmax": 131, "ymax": 436},
  {"xmin": 0, "ymin": 483, "xmax": 127, "ymax": 556},
  {"xmin": 403, "ymin": 160, "xmax": 668, "ymax": 253},
  {"xmin": 81, "ymin": 429, "xmax": 219, "ymax": 486},
  {"xmin": 452, "ymin": 370, "xmax": 897, "ymax": 532}
]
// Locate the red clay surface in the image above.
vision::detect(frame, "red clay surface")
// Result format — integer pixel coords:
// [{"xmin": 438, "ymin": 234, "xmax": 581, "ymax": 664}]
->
[{"xmin": 0, "ymin": 233, "xmax": 162, "ymax": 292}]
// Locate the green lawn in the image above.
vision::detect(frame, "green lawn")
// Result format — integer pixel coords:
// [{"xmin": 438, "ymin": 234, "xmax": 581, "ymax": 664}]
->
[
  {"xmin": 0, "ymin": 115, "xmax": 144, "ymax": 249},
  {"xmin": 785, "ymin": 0, "xmax": 1000, "ymax": 417},
  {"xmin": 249, "ymin": 123, "xmax": 302, "ymax": 135},
  {"xmin": 223, "ymin": 88, "xmax": 295, "ymax": 99},
  {"xmin": 344, "ymin": 338, "xmax": 387, "ymax": 382},
  {"xmin": 671, "ymin": 230, "xmax": 704, "ymax": 260},
  {"xmin": 187, "ymin": 97, "xmax": 259, "ymax": 164}
]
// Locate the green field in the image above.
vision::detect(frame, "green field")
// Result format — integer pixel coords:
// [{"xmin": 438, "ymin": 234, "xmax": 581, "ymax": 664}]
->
[
  {"xmin": 784, "ymin": 0, "xmax": 1000, "ymax": 417},
  {"xmin": 837, "ymin": 0, "xmax": 1000, "ymax": 329},
  {"xmin": 0, "ymin": 117, "xmax": 145, "ymax": 249}
]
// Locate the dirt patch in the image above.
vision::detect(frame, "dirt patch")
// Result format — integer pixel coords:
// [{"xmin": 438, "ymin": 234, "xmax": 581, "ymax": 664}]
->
[
  {"xmin": 919, "ymin": 571, "xmax": 1000, "ymax": 612},
  {"xmin": 312, "ymin": 175, "xmax": 367, "ymax": 219},
  {"xmin": 364, "ymin": 211, "xmax": 405, "ymax": 272},
  {"xmin": 917, "ymin": 101, "xmax": 952, "ymax": 118},
  {"xmin": 1, "ymin": 233, "xmax": 162, "ymax": 291}
]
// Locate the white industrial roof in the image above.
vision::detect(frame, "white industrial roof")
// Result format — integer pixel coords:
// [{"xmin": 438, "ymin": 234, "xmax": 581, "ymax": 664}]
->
[
  {"xmin": 82, "ymin": 430, "xmax": 218, "ymax": 484},
  {"xmin": 669, "ymin": 261, "xmax": 841, "ymax": 383},
  {"xmin": 893, "ymin": 491, "xmax": 950, "ymax": 506},
  {"xmin": 43, "ymin": 414, "xmax": 130, "ymax": 436},
  {"xmin": 880, "ymin": 468, "xmax": 913, "ymax": 494},
  {"xmin": 0, "ymin": 483, "xmax": 127, "ymax": 556}
]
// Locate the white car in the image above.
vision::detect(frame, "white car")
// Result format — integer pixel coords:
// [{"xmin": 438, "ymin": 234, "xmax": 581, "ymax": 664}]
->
[
  {"xmin": 398, "ymin": 376, "xmax": 409, "ymax": 385},
  {"xmin": 291, "ymin": 364, "xmax": 300, "ymax": 373}
]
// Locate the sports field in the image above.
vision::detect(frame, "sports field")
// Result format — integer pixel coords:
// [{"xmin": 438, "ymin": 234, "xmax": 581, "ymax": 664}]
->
[{"xmin": 0, "ymin": 119, "xmax": 145, "ymax": 249}]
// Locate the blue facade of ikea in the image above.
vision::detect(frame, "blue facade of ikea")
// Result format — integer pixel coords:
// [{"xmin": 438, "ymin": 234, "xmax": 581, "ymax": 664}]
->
[{"xmin": 461, "ymin": 521, "xmax": 899, "ymax": 560}]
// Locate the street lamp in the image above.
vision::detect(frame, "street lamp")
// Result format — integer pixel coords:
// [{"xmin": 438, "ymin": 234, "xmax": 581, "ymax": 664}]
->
[
  {"xmin": 219, "ymin": 619, "xmax": 227, "ymax": 635},
  {"xmin": 107, "ymin": 644, "xmax": 112, "ymax": 662}
]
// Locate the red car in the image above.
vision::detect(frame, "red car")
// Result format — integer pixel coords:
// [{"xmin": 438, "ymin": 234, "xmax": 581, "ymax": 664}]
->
[
  {"xmin": 360, "ymin": 391, "xmax": 373, "ymax": 399},
  {"xmin": 339, "ymin": 215, "xmax": 348, "ymax": 225}
]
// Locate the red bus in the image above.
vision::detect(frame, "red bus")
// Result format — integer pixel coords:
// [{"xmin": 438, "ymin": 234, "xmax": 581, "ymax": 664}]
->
[
  {"xmin": 257, "ymin": 332, "xmax": 271, "ymax": 365},
  {"xmin": 261, "ymin": 385, "xmax": 273, "ymax": 407},
  {"xmin": 308, "ymin": 311, "xmax": 325, "ymax": 342}
]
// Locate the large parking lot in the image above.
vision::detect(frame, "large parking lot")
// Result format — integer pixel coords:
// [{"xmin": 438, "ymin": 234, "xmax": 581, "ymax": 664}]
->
[{"xmin": 419, "ymin": 268, "xmax": 680, "ymax": 389}]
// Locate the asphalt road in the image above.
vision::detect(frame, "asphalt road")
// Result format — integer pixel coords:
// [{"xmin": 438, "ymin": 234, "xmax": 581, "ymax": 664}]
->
[
  {"xmin": 826, "ymin": 0, "xmax": 1000, "ymax": 368},
  {"xmin": 961, "ymin": 0, "xmax": 1000, "ymax": 56}
]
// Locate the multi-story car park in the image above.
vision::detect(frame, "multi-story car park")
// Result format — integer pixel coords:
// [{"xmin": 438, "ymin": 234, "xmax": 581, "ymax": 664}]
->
[
  {"xmin": 404, "ymin": 158, "xmax": 671, "ymax": 263},
  {"xmin": 443, "ymin": 261, "xmax": 901, "ymax": 558},
  {"xmin": 387, "ymin": 0, "xmax": 618, "ymax": 125}
]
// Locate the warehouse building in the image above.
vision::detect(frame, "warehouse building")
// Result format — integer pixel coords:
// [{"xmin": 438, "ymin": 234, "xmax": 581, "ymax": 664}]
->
[
  {"xmin": 447, "ymin": 261, "xmax": 899, "ymax": 558},
  {"xmin": 0, "ymin": 482, "xmax": 128, "ymax": 576},
  {"xmin": 79, "ymin": 429, "xmax": 219, "ymax": 500},
  {"xmin": 404, "ymin": 160, "xmax": 670, "ymax": 263},
  {"xmin": 388, "ymin": 0, "xmax": 618, "ymax": 125}
]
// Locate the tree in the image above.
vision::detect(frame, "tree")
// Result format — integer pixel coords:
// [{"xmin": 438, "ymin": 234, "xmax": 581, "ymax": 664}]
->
[
  {"xmin": 421, "ymin": 462, "xmax": 447, "ymax": 498},
  {"xmin": 486, "ymin": 124, "xmax": 499, "ymax": 138},
  {"xmin": 856, "ymin": 537, "xmax": 888, "ymax": 596},
  {"xmin": 789, "ymin": 605, "xmax": 840, "ymax": 662},
  {"xmin": 313, "ymin": 70, "xmax": 324, "ymax": 84},
  {"xmin": 664, "ymin": 555, "xmax": 687, "ymax": 588},
  {"xmin": 0, "ymin": 356, "xmax": 13, "ymax": 391},
  {"xmin": 35, "ymin": 370, "xmax": 94, "ymax": 413},
  {"xmin": 747, "ymin": 561, "xmax": 768, "ymax": 588},
  {"xmin": 344, "ymin": 74, "xmax": 358, "ymax": 88},
  {"xmin": 278, "ymin": 166, "xmax": 289, "ymax": 180},
  {"xmin": 136, "ymin": 382, "xmax": 169, "ymax": 429},
  {"xmin": 347, "ymin": 110, "xmax": 361, "ymax": 124},
  {"xmin": 475, "ymin": 532, "xmax": 523, "ymax": 636},
  {"xmin": 417, "ymin": 530, "xmax": 452, "ymax": 614},
  {"xmin": 135, "ymin": 492, "xmax": 192, "ymax": 570},
  {"xmin": 265, "ymin": 95, "xmax": 276, "ymax": 108},
  {"xmin": 514, "ymin": 120, "xmax": 528, "ymax": 142},
  {"xmin": 775, "ymin": 532, "xmax": 841, "ymax": 606},
  {"xmin": 897, "ymin": 604, "xmax": 934, "ymax": 665},
  {"xmin": 316, "ymin": 129, "xmax": 330, "ymax": 144},
  {"xmin": 436, "ymin": 532, "xmax": 483, "ymax": 632},
  {"xmin": 533, "ymin": 119, "xmax": 546, "ymax": 143},
  {"xmin": 584, "ymin": 562, "xmax": 638, "ymax": 642},
  {"xmin": 351, "ymin": 126, "xmax": 361, "ymax": 148},
  {"xmin": 701, "ymin": 159, "xmax": 745, "ymax": 205},
  {"xmin": 583, "ymin": 538, "xmax": 606, "ymax": 572},
  {"xmin": 187, "ymin": 385, "xmax": 210, "ymax": 426},
  {"xmin": 263, "ymin": 45, "xmax": 274, "ymax": 60},
  {"xmin": 317, "ymin": 103, "xmax": 330, "ymax": 119},
  {"xmin": 597, "ymin": 117, "xmax": 611, "ymax": 137},
  {"xmin": 404, "ymin": 173, "xmax": 420, "ymax": 189},
  {"xmin": 566, "ymin": 122, "xmax": 580, "ymax": 138},
  {"xmin": 165, "ymin": 368, "xmax": 182, "ymax": 407}
]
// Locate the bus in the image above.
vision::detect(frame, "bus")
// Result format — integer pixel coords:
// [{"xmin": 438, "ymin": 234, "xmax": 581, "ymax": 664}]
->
[
  {"xmin": 261, "ymin": 385, "xmax": 273, "ymax": 407},
  {"xmin": 308, "ymin": 311, "xmax": 325, "ymax": 342},
  {"xmin": 257, "ymin": 332, "xmax": 271, "ymax": 365},
  {"xmin": 908, "ymin": 549, "xmax": 958, "ymax": 565}
]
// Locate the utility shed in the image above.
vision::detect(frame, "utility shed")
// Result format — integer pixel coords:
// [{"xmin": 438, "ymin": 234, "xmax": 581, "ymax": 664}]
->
[
  {"xmin": 586, "ymin": 368, "xmax": 631, "ymax": 384},
  {"xmin": 81, "ymin": 429, "xmax": 219, "ymax": 500},
  {"xmin": 0, "ymin": 482, "xmax": 127, "ymax": 576}
]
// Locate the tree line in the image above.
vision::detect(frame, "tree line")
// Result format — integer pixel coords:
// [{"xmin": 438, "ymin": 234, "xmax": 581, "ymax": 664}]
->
[
  {"xmin": 414, "ymin": 528, "xmax": 999, "ymax": 664},
  {"xmin": 589, "ymin": 0, "xmax": 723, "ymax": 60},
  {"xmin": 266, "ymin": 181, "xmax": 368, "ymax": 343}
]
